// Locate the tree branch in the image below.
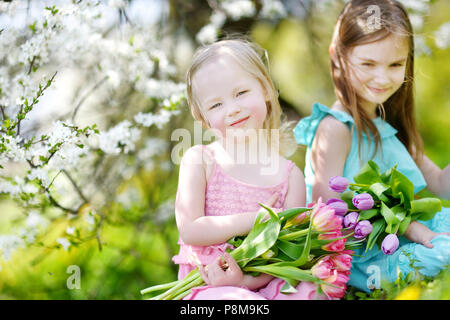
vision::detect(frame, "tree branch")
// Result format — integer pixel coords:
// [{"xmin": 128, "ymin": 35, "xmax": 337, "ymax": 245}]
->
[
  {"xmin": 62, "ymin": 169, "xmax": 89, "ymax": 203},
  {"xmin": 71, "ymin": 75, "xmax": 108, "ymax": 123}
]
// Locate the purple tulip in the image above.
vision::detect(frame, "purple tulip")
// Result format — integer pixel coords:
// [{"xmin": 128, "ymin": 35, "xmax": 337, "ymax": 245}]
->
[
  {"xmin": 343, "ymin": 212, "xmax": 359, "ymax": 229},
  {"xmin": 329, "ymin": 176, "xmax": 349, "ymax": 193},
  {"xmin": 352, "ymin": 193, "xmax": 374, "ymax": 210},
  {"xmin": 382, "ymin": 234, "xmax": 399, "ymax": 255},
  {"xmin": 326, "ymin": 198, "xmax": 348, "ymax": 216},
  {"xmin": 354, "ymin": 220, "xmax": 373, "ymax": 239}
]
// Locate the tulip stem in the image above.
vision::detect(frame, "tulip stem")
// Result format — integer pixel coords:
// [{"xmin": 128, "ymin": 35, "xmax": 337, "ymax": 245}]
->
[
  {"xmin": 140, "ymin": 279, "xmax": 179, "ymax": 295},
  {"xmin": 154, "ymin": 271, "xmax": 200, "ymax": 300},
  {"xmin": 171, "ymin": 276, "xmax": 205, "ymax": 300},
  {"xmin": 278, "ymin": 229, "xmax": 309, "ymax": 241},
  {"xmin": 350, "ymin": 183, "xmax": 370, "ymax": 188}
]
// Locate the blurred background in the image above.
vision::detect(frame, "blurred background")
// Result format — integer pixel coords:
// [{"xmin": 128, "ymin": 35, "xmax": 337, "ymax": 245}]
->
[{"xmin": 0, "ymin": 0, "xmax": 448, "ymax": 299}]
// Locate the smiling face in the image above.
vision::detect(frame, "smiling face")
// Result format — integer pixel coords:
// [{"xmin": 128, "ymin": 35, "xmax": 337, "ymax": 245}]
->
[
  {"xmin": 191, "ymin": 54, "xmax": 268, "ymax": 138},
  {"xmin": 347, "ymin": 34, "xmax": 409, "ymax": 114}
]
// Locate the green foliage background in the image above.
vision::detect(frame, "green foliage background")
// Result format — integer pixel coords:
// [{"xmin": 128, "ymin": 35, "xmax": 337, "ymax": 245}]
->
[{"xmin": 0, "ymin": 1, "xmax": 448, "ymax": 299}]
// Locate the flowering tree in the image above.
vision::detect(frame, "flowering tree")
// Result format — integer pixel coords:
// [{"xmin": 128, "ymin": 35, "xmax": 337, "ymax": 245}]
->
[{"xmin": 0, "ymin": 0, "xmax": 184, "ymax": 268}]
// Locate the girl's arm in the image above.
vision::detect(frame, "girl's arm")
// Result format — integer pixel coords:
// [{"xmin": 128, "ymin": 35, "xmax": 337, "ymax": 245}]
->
[
  {"xmin": 415, "ymin": 153, "xmax": 450, "ymax": 199},
  {"xmin": 310, "ymin": 116, "xmax": 352, "ymax": 202},
  {"xmin": 175, "ymin": 145, "xmax": 274, "ymax": 246},
  {"xmin": 284, "ymin": 164, "xmax": 307, "ymax": 207}
]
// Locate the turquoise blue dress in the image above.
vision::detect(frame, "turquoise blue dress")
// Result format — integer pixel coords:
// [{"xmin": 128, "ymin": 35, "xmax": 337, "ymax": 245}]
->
[{"xmin": 293, "ymin": 102, "xmax": 450, "ymax": 292}]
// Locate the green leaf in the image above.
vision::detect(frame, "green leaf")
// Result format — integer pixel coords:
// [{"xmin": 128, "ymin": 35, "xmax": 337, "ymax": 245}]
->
[
  {"xmin": 292, "ymin": 217, "xmax": 314, "ymax": 266},
  {"xmin": 280, "ymin": 278, "xmax": 300, "ymax": 294},
  {"xmin": 410, "ymin": 198, "xmax": 442, "ymax": 221},
  {"xmin": 230, "ymin": 204, "xmax": 281, "ymax": 268},
  {"xmin": 278, "ymin": 207, "xmax": 310, "ymax": 220},
  {"xmin": 341, "ymin": 190, "xmax": 355, "ymax": 209},
  {"xmin": 398, "ymin": 216, "xmax": 411, "ymax": 235},
  {"xmin": 3, "ymin": 119, "xmax": 10, "ymax": 128},
  {"xmin": 244, "ymin": 264, "xmax": 320, "ymax": 283},
  {"xmin": 278, "ymin": 207, "xmax": 310, "ymax": 228},
  {"xmin": 358, "ymin": 208, "xmax": 379, "ymax": 221},
  {"xmin": 365, "ymin": 219, "xmax": 386, "ymax": 252},
  {"xmin": 276, "ymin": 240, "xmax": 303, "ymax": 260},
  {"xmin": 369, "ymin": 182, "xmax": 390, "ymax": 202},
  {"xmin": 391, "ymin": 205, "xmax": 406, "ymax": 222},
  {"xmin": 389, "ymin": 168, "xmax": 414, "ymax": 207},
  {"xmin": 380, "ymin": 202, "xmax": 400, "ymax": 234},
  {"xmin": 354, "ymin": 160, "xmax": 381, "ymax": 185},
  {"xmin": 380, "ymin": 165, "xmax": 396, "ymax": 183},
  {"xmin": 227, "ymin": 236, "xmax": 244, "ymax": 248}
]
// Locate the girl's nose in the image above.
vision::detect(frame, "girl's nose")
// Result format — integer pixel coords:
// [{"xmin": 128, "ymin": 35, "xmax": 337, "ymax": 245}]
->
[
  {"xmin": 226, "ymin": 103, "xmax": 241, "ymax": 117},
  {"xmin": 373, "ymin": 68, "xmax": 391, "ymax": 85}
]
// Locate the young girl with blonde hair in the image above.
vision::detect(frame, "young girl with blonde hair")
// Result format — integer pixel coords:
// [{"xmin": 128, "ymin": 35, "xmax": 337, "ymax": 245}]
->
[{"xmin": 172, "ymin": 38, "xmax": 328, "ymax": 300}]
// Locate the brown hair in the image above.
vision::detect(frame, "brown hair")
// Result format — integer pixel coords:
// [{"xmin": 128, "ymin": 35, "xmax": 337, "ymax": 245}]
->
[
  {"xmin": 186, "ymin": 37, "xmax": 297, "ymax": 156},
  {"xmin": 330, "ymin": 0, "xmax": 424, "ymax": 162}
]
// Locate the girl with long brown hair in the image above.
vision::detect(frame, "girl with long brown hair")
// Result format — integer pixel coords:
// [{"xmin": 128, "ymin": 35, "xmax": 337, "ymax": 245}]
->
[{"xmin": 294, "ymin": 0, "xmax": 449, "ymax": 292}]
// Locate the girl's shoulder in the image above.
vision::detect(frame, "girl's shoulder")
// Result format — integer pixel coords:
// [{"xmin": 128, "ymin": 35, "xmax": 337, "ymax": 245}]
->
[
  {"xmin": 293, "ymin": 102, "xmax": 353, "ymax": 147},
  {"xmin": 181, "ymin": 144, "xmax": 205, "ymax": 163},
  {"xmin": 180, "ymin": 144, "xmax": 214, "ymax": 172}
]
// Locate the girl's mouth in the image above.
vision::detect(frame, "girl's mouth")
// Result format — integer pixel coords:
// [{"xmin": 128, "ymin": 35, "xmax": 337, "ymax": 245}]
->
[
  {"xmin": 368, "ymin": 86, "xmax": 390, "ymax": 94},
  {"xmin": 230, "ymin": 116, "xmax": 250, "ymax": 127}
]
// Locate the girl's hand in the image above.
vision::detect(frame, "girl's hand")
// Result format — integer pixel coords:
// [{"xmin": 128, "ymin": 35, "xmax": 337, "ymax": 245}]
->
[
  {"xmin": 199, "ymin": 252, "xmax": 244, "ymax": 287},
  {"xmin": 404, "ymin": 221, "xmax": 450, "ymax": 248}
]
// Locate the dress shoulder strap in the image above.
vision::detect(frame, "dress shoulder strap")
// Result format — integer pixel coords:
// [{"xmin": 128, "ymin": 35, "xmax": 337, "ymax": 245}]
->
[{"xmin": 293, "ymin": 102, "xmax": 354, "ymax": 147}]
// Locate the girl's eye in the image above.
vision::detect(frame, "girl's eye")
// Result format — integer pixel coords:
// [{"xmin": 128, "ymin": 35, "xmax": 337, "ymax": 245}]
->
[
  {"xmin": 390, "ymin": 63, "xmax": 404, "ymax": 67},
  {"xmin": 237, "ymin": 90, "xmax": 248, "ymax": 96},
  {"xmin": 361, "ymin": 63, "xmax": 373, "ymax": 67},
  {"xmin": 209, "ymin": 102, "xmax": 221, "ymax": 110}
]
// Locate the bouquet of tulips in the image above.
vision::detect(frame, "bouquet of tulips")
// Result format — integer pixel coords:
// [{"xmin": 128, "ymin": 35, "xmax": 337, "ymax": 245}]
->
[
  {"xmin": 140, "ymin": 201, "xmax": 359, "ymax": 300},
  {"xmin": 327, "ymin": 160, "xmax": 442, "ymax": 255}
]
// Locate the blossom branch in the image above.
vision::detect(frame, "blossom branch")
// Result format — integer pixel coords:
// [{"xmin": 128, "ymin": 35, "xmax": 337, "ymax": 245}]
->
[{"xmin": 16, "ymin": 71, "xmax": 57, "ymax": 137}]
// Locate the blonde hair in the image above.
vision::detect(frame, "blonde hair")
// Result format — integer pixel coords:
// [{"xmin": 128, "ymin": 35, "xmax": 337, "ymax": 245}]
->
[{"xmin": 186, "ymin": 37, "xmax": 296, "ymax": 157}]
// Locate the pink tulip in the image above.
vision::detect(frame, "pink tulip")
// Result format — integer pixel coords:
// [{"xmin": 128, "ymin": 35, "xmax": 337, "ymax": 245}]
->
[
  {"xmin": 329, "ymin": 253, "xmax": 353, "ymax": 273},
  {"xmin": 311, "ymin": 256, "xmax": 337, "ymax": 282},
  {"xmin": 319, "ymin": 231, "xmax": 346, "ymax": 252},
  {"xmin": 321, "ymin": 272, "xmax": 349, "ymax": 299},
  {"xmin": 311, "ymin": 202, "xmax": 343, "ymax": 233}
]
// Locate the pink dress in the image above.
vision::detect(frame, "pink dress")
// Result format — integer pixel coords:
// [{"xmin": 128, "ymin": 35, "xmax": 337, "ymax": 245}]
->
[{"xmin": 172, "ymin": 145, "xmax": 328, "ymax": 300}]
